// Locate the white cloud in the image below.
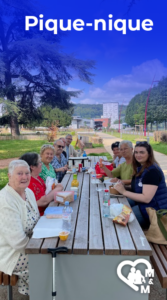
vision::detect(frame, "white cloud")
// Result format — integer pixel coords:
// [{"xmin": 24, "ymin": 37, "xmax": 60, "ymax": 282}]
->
[{"xmin": 74, "ymin": 59, "xmax": 167, "ymax": 105}]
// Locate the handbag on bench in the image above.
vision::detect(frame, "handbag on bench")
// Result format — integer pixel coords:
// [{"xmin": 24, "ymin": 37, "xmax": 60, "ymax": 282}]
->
[{"xmin": 145, "ymin": 207, "xmax": 167, "ymax": 245}]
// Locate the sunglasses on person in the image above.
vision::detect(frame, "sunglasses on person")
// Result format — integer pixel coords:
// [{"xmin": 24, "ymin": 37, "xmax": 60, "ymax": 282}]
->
[
  {"xmin": 135, "ymin": 141, "xmax": 149, "ymax": 146},
  {"xmin": 57, "ymin": 145, "xmax": 64, "ymax": 149}
]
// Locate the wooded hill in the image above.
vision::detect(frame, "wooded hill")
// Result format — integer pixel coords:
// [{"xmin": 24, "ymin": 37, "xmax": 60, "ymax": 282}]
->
[
  {"xmin": 73, "ymin": 104, "xmax": 127, "ymax": 120},
  {"xmin": 125, "ymin": 77, "xmax": 167, "ymax": 130}
]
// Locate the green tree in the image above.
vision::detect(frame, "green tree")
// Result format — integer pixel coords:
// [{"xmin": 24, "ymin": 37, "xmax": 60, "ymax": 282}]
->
[
  {"xmin": 0, "ymin": 0, "xmax": 95, "ymax": 136},
  {"xmin": 39, "ymin": 106, "xmax": 72, "ymax": 128}
]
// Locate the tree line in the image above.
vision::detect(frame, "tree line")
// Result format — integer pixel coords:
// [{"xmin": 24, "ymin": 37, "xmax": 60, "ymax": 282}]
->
[{"xmin": 125, "ymin": 77, "xmax": 167, "ymax": 130}]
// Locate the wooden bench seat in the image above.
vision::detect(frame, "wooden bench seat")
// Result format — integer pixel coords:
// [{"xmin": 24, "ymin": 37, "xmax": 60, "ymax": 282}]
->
[
  {"xmin": 0, "ymin": 271, "xmax": 18, "ymax": 300},
  {"xmin": 150, "ymin": 243, "xmax": 167, "ymax": 289}
]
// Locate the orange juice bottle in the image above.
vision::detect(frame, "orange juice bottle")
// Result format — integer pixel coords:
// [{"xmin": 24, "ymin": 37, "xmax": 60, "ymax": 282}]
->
[{"xmin": 71, "ymin": 174, "xmax": 79, "ymax": 196}]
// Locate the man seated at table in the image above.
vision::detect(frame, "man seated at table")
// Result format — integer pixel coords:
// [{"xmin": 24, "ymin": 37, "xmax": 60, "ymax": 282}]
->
[
  {"xmin": 59, "ymin": 137, "xmax": 67, "ymax": 158},
  {"xmin": 111, "ymin": 141, "xmax": 126, "ymax": 168},
  {"xmin": 51, "ymin": 140, "xmax": 68, "ymax": 182},
  {"xmin": 102, "ymin": 140, "xmax": 133, "ymax": 185},
  {"xmin": 65, "ymin": 134, "xmax": 85, "ymax": 160}
]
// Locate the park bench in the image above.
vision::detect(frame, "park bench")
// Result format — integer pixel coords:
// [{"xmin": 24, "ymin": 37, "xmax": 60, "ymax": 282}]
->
[
  {"xmin": 0, "ymin": 271, "xmax": 18, "ymax": 300},
  {"xmin": 150, "ymin": 243, "xmax": 167, "ymax": 294}
]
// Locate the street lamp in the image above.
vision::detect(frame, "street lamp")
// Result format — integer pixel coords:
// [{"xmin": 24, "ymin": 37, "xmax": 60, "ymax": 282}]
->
[{"xmin": 144, "ymin": 77, "xmax": 159, "ymax": 137}]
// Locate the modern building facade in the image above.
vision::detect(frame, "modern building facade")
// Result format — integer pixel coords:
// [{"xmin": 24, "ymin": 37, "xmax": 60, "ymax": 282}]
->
[{"xmin": 102, "ymin": 102, "xmax": 119, "ymax": 126}]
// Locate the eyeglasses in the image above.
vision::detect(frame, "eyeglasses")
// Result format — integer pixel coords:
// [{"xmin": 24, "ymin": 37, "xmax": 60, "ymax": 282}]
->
[
  {"xmin": 57, "ymin": 145, "xmax": 64, "ymax": 149},
  {"xmin": 66, "ymin": 138, "xmax": 72, "ymax": 141},
  {"xmin": 120, "ymin": 148, "xmax": 129, "ymax": 151},
  {"xmin": 136, "ymin": 141, "xmax": 148, "ymax": 146}
]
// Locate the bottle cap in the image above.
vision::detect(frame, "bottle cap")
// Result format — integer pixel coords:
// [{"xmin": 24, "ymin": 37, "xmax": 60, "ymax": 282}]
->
[
  {"xmin": 73, "ymin": 174, "xmax": 77, "ymax": 180},
  {"xmin": 65, "ymin": 201, "xmax": 69, "ymax": 206},
  {"xmin": 105, "ymin": 189, "xmax": 109, "ymax": 192}
]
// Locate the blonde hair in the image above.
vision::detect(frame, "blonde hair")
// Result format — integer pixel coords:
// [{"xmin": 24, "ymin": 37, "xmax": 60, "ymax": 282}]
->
[{"xmin": 40, "ymin": 144, "xmax": 55, "ymax": 155}]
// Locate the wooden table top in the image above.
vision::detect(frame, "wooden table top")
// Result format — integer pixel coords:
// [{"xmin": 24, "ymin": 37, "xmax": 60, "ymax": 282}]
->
[{"xmin": 25, "ymin": 156, "xmax": 152, "ymax": 256}]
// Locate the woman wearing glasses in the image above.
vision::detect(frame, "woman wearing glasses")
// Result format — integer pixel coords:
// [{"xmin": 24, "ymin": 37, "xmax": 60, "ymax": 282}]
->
[
  {"xmin": 114, "ymin": 142, "xmax": 167, "ymax": 228},
  {"xmin": 51, "ymin": 140, "xmax": 68, "ymax": 182},
  {"xmin": 20, "ymin": 151, "xmax": 63, "ymax": 215}
]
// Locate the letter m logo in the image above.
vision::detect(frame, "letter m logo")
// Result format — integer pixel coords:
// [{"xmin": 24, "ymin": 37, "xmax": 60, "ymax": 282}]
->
[
  {"xmin": 141, "ymin": 286, "xmax": 150, "ymax": 293},
  {"xmin": 145, "ymin": 269, "xmax": 154, "ymax": 277}
]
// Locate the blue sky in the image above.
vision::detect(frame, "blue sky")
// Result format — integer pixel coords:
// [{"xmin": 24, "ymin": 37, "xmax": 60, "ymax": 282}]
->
[{"xmin": 35, "ymin": 0, "xmax": 167, "ymax": 105}]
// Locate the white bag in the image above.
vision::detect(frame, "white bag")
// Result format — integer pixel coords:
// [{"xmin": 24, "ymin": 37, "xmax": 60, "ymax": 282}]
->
[
  {"xmin": 45, "ymin": 177, "xmax": 58, "ymax": 195},
  {"xmin": 109, "ymin": 203, "xmax": 134, "ymax": 223}
]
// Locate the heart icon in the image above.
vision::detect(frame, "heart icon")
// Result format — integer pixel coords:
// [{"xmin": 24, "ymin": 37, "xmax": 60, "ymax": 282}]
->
[{"xmin": 117, "ymin": 258, "xmax": 153, "ymax": 291}]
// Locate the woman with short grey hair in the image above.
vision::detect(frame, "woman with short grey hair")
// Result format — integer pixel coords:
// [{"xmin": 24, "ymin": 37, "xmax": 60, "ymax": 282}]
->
[{"xmin": 0, "ymin": 160, "xmax": 40, "ymax": 296}]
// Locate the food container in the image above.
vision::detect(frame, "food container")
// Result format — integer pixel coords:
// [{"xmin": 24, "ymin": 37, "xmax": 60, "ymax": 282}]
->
[
  {"xmin": 59, "ymin": 231, "xmax": 69, "ymax": 241},
  {"xmin": 109, "ymin": 184, "xmax": 121, "ymax": 195}
]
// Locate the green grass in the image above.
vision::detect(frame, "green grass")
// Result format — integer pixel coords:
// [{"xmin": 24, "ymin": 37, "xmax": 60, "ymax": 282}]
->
[
  {"xmin": 108, "ymin": 132, "xmax": 167, "ymax": 156},
  {"xmin": 0, "ymin": 168, "xmax": 8, "ymax": 190},
  {"xmin": 0, "ymin": 140, "xmax": 49, "ymax": 159},
  {"xmin": 0, "ymin": 140, "xmax": 104, "ymax": 159}
]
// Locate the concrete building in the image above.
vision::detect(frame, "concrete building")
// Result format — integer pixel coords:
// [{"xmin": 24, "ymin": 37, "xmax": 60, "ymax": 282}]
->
[
  {"xmin": 70, "ymin": 116, "xmax": 94, "ymax": 129},
  {"xmin": 103, "ymin": 103, "xmax": 119, "ymax": 126},
  {"xmin": 94, "ymin": 118, "xmax": 110, "ymax": 129},
  {"xmin": 0, "ymin": 103, "xmax": 4, "ymax": 117}
]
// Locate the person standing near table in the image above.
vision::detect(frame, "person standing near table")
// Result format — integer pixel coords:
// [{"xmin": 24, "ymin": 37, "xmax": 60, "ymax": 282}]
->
[
  {"xmin": 114, "ymin": 142, "xmax": 167, "ymax": 228},
  {"xmin": 51, "ymin": 140, "xmax": 68, "ymax": 183},
  {"xmin": 65, "ymin": 134, "xmax": 84, "ymax": 160}
]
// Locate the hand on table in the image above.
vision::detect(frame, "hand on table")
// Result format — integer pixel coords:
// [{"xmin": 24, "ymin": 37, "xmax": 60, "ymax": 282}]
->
[
  {"xmin": 110, "ymin": 178, "xmax": 119, "ymax": 183},
  {"xmin": 114, "ymin": 181, "xmax": 126, "ymax": 195}
]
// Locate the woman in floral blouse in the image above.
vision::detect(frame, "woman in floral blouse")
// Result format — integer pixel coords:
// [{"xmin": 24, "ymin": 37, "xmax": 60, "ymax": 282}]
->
[{"xmin": 20, "ymin": 151, "xmax": 63, "ymax": 215}]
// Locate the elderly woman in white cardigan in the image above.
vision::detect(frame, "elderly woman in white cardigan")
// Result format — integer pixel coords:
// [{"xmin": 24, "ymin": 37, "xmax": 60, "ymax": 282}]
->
[{"xmin": 0, "ymin": 160, "xmax": 40, "ymax": 296}]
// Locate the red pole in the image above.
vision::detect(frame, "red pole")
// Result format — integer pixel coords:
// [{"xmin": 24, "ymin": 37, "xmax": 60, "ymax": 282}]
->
[{"xmin": 144, "ymin": 76, "xmax": 156, "ymax": 137}]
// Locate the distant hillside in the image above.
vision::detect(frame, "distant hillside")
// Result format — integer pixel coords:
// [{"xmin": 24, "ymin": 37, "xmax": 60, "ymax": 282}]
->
[
  {"xmin": 73, "ymin": 104, "xmax": 127, "ymax": 119},
  {"xmin": 73, "ymin": 104, "xmax": 102, "ymax": 119}
]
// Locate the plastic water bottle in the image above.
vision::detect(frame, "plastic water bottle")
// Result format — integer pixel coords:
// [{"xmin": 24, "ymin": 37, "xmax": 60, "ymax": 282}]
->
[
  {"xmin": 103, "ymin": 190, "xmax": 110, "ymax": 217},
  {"xmin": 83, "ymin": 151, "xmax": 87, "ymax": 157},
  {"xmin": 62, "ymin": 201, "xmax": 71, "ymax": 232}
]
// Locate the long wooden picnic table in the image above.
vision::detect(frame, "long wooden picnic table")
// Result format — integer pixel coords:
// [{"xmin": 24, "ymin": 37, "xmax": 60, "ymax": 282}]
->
[{"xmin": 25, "ymin": 156, "xmax": 152, "ymax": 300}]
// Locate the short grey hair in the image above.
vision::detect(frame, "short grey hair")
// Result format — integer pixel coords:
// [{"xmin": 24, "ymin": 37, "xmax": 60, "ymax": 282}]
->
[
  {"xmin": 119, "ymin": 140, "xmax": 133, "ymax": 149},
  {"xmin": 53, "ymin": 139, "xmax": 64, "ymax": 146},
  {"xmin": 8, "ymin": 160, "xmax": 30, "ymax": 175},
  {"xmin": 40, "ymin": 144, "xmax": 55, "ymax": 155},
  {"xmin": 66, "ymin": 134, "xmax": 72, "ymax": 139}
]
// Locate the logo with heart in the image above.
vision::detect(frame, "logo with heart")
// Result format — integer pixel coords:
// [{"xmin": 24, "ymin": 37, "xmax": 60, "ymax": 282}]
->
[{"xmin": 117, "ymin": 258, "xmax": 154, "ymax": 292}]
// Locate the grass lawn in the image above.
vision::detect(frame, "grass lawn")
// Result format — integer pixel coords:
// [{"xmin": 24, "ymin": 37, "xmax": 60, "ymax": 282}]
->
[
  {"xmin": 108, "ymin": 132, "xmax": 167, "ymax": 155},
  {"xmin": 0, "ymin": 168, "xmax": 8, "ymax": 190},
  {"xmin": 88, "ymin": 152, "xmax": 112, "ymax": 160},
  {"xmin": 0, "ymin": 140, "xmax": 104, "ymax": 159},
  {"xmin": 0, "ymin": 152, "xmax": 111, "ymax": 190}
]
